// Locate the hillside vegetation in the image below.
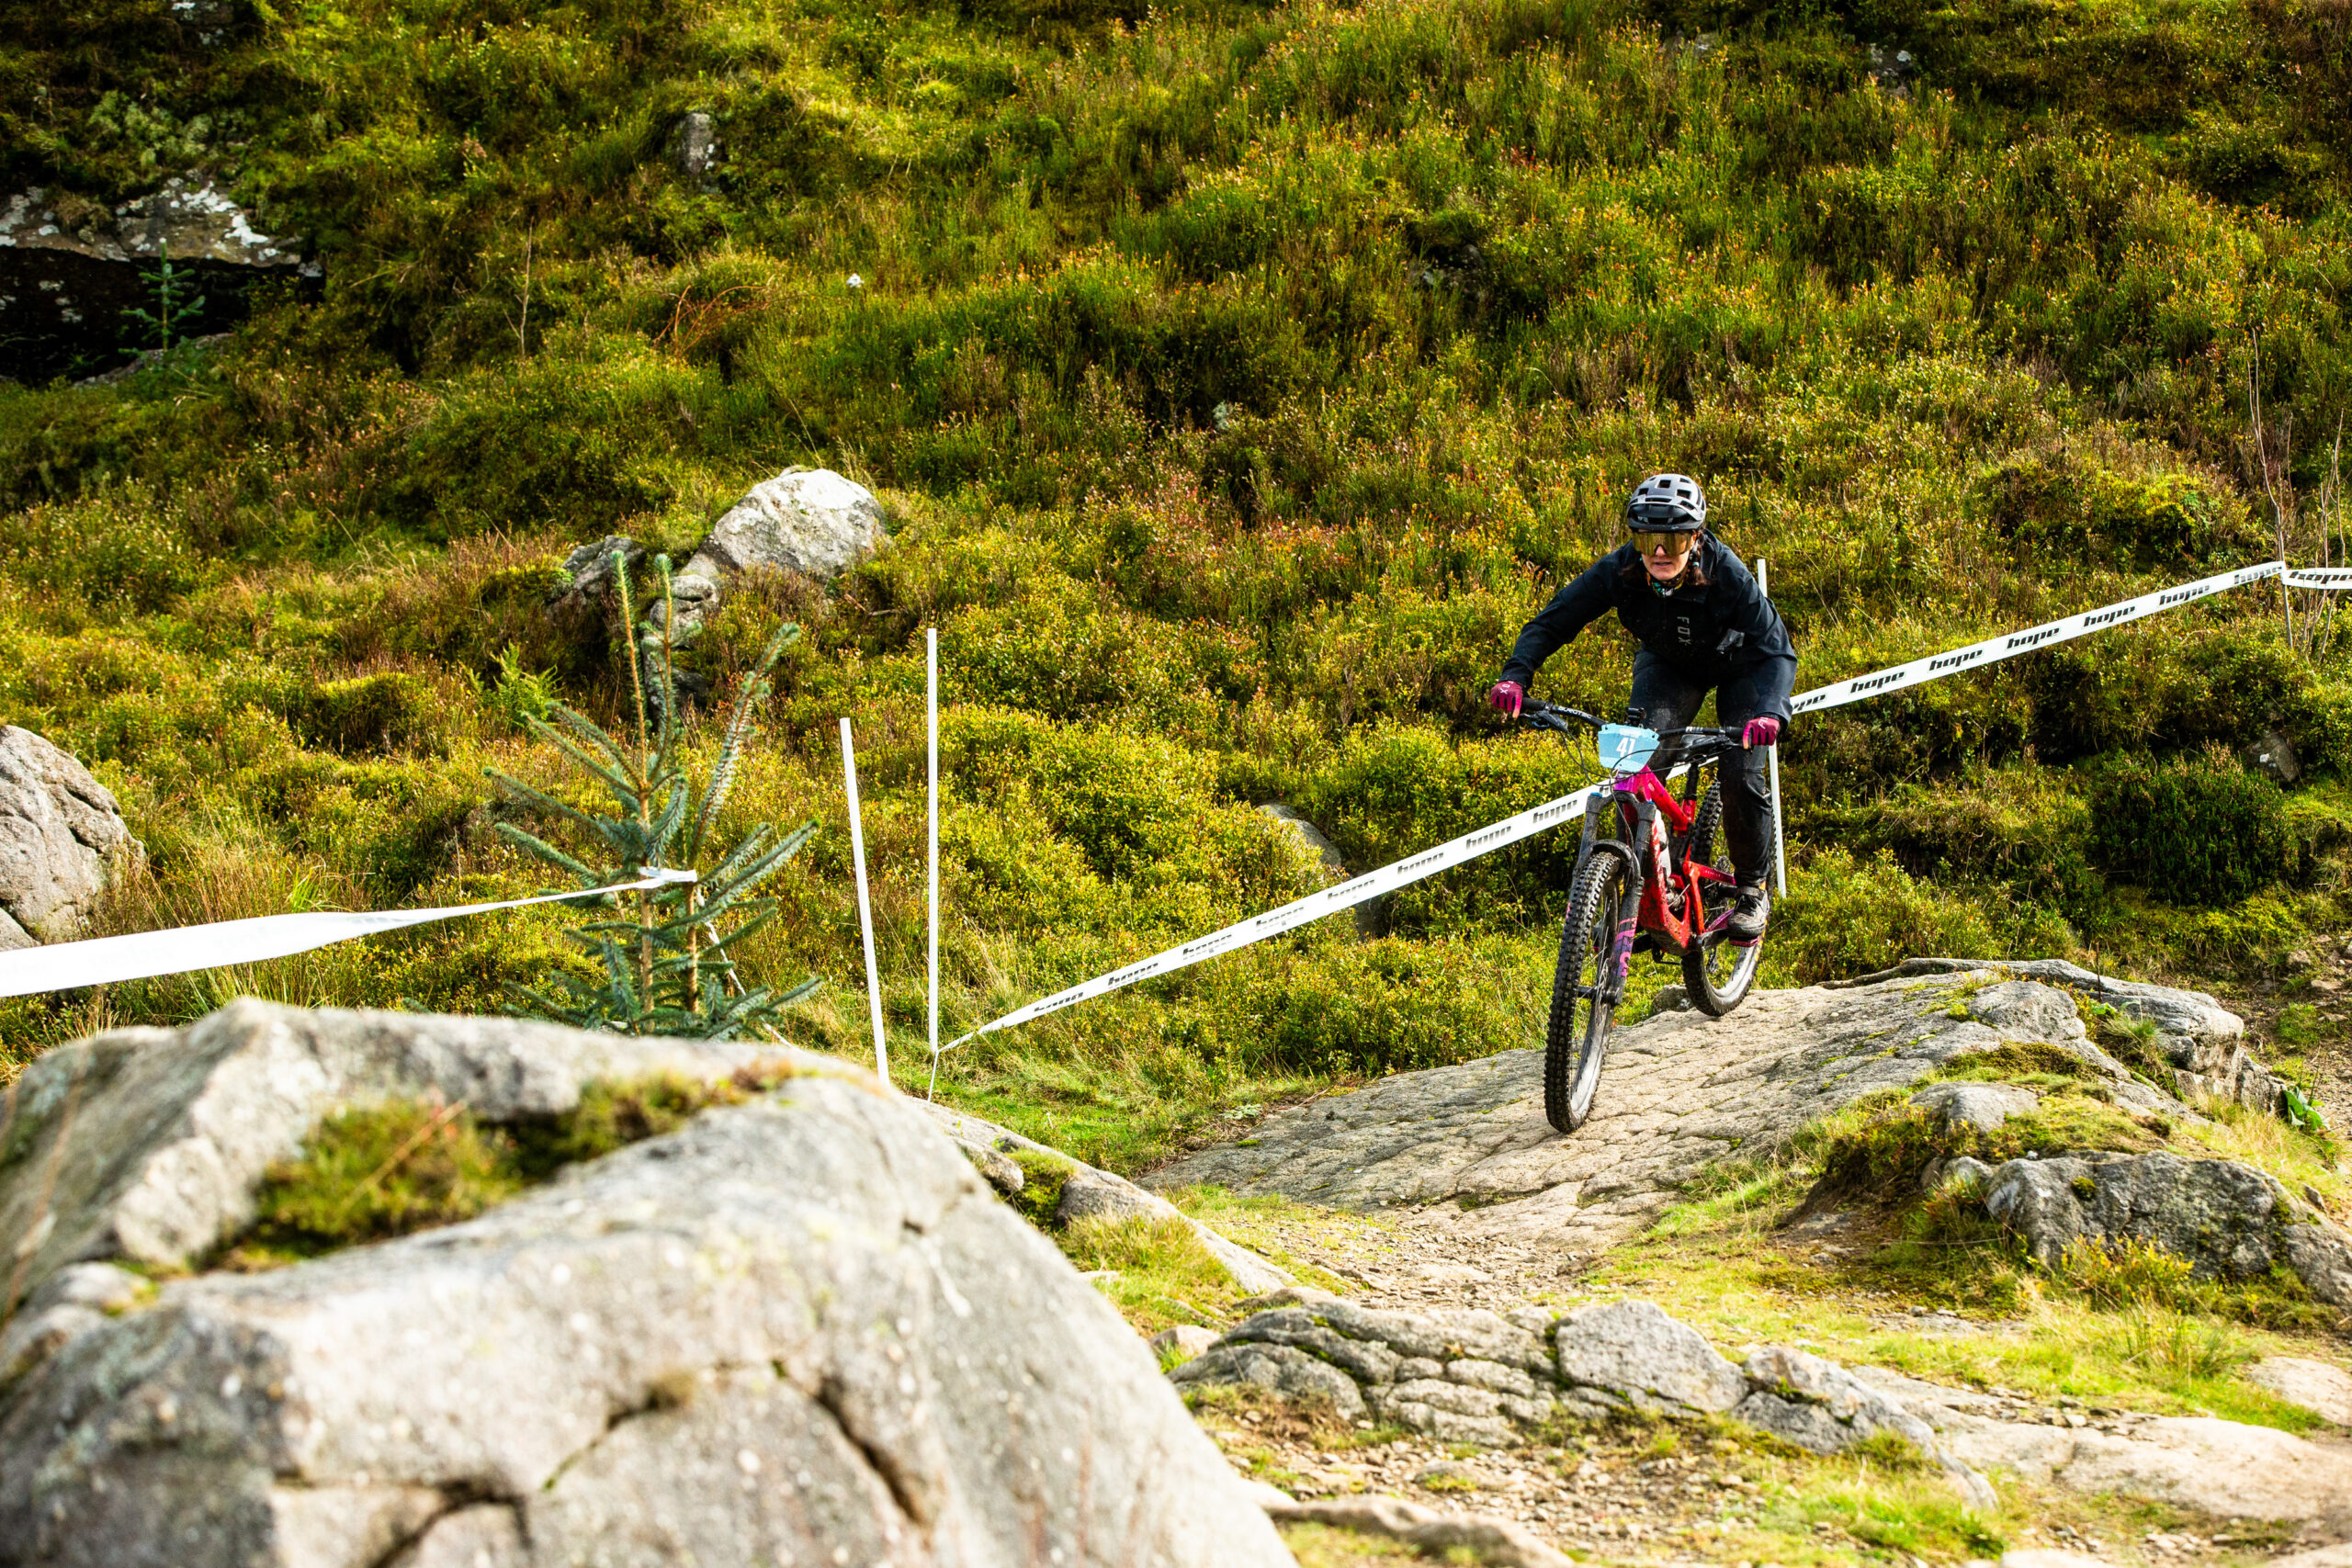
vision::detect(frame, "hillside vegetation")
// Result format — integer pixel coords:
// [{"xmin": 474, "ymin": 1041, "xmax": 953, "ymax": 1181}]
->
[{"xmin": 4, "ymin": 0, "xmax": 2351, "ymax": 1163}]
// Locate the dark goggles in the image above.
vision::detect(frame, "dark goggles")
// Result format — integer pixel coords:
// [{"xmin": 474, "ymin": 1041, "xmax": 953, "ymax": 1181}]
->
[{"xmin": 1628, "ymin": 513, "xmax": 1702, "ymax": 552}]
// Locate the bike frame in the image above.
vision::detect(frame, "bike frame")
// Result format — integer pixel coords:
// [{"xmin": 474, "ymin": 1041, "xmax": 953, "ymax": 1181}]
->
[
  {"xmin": 1593, "ymin": 764, "xmax": 1738, "ymax": 972},
  {"xmin": 1518, "ymin": 702, "xmax": 1747, "ymax": 1000}
]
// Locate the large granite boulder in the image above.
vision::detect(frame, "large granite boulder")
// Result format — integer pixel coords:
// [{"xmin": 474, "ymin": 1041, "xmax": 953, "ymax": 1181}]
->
[
  {"xmin": 1981, "ymin": 1148, "xmax": 2352, "ymax": 1305},
  {"xmin": 654, "ymin": 468, "xmax": 886, "ymax": 635},
  {"xmin": 0, "ymin": 727, "xmax": 138, "ymax": 950},
  {"xmin": 1, "ymin": 178, "xmax": 306, "ymax": 383},
  {"xmin": 0, "ymin": 1005, "xmax": 1292, "ymax": 1568}
]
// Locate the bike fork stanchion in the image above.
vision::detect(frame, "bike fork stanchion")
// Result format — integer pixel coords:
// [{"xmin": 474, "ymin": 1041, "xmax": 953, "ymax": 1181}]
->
[{"xmin": 1757, "ymin": 557, "xmax": 1789, "ymax": 898}]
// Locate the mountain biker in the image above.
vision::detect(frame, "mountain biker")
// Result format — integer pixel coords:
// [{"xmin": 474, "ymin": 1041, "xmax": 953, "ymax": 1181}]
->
[{"xmin": 1487, "ymin": 474, "xmax": 1796, "ymax": 942}]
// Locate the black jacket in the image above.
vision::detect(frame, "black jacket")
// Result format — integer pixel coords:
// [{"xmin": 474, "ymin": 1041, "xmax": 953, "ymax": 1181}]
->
[{"xmin": 1498, "ymin": 536, "xmax": 1798, "ymax": 704}]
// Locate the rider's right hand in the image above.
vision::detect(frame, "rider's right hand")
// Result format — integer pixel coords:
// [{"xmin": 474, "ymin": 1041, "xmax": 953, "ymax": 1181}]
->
[{"xmin": 1488, "ymin": 681, "xmax": 1525, "ymax": 717}]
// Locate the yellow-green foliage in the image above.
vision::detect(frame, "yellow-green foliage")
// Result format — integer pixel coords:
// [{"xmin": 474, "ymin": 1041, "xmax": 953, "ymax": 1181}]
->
[
  {"xmin": 6, "ymin": 0, "xmax": 2352, "ymax": 1165},
  {"xmin": 232, "ymin": 1099, "xmax": 526, "ymax": 1262},
  {"xmin": 1804, "ymin": 1086, "xmax": 2164, "ymax": 1207},
  {"xmin": 509, "ymin": 1066, "xmax": 800, "ymax": 1174},
  {"xmin": 220, "ymin": 1066, "xmax": 795, "ymax": 1266},
  {"xmin": 1006, "ymin": 1146, "xmax": 1081, "ymax": 1228},
  {"xmin": 1057, "ymin": 1213, "xmax": 1248, "ymax": 1334}
]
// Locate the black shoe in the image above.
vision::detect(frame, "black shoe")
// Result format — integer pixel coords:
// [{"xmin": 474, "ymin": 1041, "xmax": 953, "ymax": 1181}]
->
[{"xmin": 1724, "ymin": 883, "xmax": 1770, "ymax": 943}]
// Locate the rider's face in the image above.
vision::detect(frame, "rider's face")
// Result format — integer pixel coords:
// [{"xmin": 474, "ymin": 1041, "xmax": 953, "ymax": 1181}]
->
[{"xmin": 1641, "ymin": 533, "xmax": 1696, "ymax": 582}]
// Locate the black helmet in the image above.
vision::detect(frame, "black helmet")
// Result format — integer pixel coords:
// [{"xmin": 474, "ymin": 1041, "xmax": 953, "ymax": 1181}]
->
[{"xmin": 1626, "ymin": 472, "xmax": 1707, "ymax": 531}]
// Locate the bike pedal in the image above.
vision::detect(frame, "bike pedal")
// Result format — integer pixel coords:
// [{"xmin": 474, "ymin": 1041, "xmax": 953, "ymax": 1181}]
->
[{"xmin": 1726, "ymin": 935, "xmax": 1761, "ymax": 949}]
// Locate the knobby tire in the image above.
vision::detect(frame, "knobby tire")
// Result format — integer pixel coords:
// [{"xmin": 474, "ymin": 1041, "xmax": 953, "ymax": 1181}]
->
[
  {"xmin": 1545, "ymin": 850, "xmax": 1630, "ymax": 1134},
  {"xmin": 1680, "ymin": 782, "xmax": 1763, "ymax": 1016}
]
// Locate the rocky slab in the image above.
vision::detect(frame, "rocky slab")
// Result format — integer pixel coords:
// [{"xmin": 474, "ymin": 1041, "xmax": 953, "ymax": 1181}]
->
[
  {"xmin": 1881, "ymin": 1374, "xmax": 2352, "ymax": 1530},
  {"xmin": 0, "ymin": 1011, "xmax": 1291, "ymax": 1568},
  {"xmin": 1151, "ymin": 967, "xmax": 2188, "ymax": 1250}
]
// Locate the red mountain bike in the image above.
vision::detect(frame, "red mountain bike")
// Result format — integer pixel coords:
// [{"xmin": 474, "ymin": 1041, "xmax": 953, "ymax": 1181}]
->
[{"xmin": 1519, "ymin": 702, "xmax": 1767, "ymax": 1134}]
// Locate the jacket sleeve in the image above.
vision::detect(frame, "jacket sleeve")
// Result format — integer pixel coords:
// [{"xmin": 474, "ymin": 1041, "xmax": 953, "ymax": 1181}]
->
[
  {"xmin": 1498, "ymin": 551, "xmax": 1621, "ymax": 688},
  {"xmin": 1704, "ymin": 544, "xmax": 1799, "ymax": 676}
]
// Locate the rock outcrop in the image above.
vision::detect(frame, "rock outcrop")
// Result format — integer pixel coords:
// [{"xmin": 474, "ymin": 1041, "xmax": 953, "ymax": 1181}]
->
[
  {"xmin": 1149, "ymin": 966, "xmax": 2192, "ymax": 1250},
  {"xmin": 673, "ymin": 110, "xmax": 720, "ymax": 178},
  {"xmin": 1850, "ymin": 957, "xmax": 2280, "ymax": 1111},
  {"xmin": 1981, "ymin": 1148, "xmax": 2352, "ymax": 1305},
  {"xmin": 1172, "ymin": 1294, "xmax": 1995, "ymax": 1502},
  {"xmin": 920, "ymin": 1100, "xmax": 1296, "ymax": 1295},
  {"xmin": 656, "ymin": 467, "xmax": 887, "ymax": 635},
  {"xmin": 1, "ymin": 178, "xmax": 307, "ymax": 383},
  {"xmin": 0, "ymin": 726, "xmax": 138, "ymax": 950},
  {"xmin": 1179, "ymin": 1292, "xmax": 2352, "ymax": 1526},
  {"xmin": 1178, "ymin": 1293, "xmax": 1561, "ymax": 1444},
  {"xmin": 0, "ymin": 1005, "xmax": 1292, "ymax": 1568}
]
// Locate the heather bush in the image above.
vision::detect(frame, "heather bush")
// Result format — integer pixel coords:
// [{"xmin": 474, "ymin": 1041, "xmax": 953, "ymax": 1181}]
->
[{"xmin": 5, "ymin": 0, "xmax": 2352, "ymax": 1149}]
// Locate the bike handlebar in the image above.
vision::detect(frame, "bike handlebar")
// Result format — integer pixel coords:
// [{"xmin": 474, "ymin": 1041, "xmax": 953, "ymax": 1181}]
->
[{"xmin": 1517, "ymin": 699, "xmax": 1747, "ymax": 749}]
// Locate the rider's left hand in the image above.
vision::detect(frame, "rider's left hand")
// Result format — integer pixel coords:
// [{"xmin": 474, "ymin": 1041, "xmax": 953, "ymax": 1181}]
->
[{"xmin": 1742, "ymin": 716, "xmax": 1781, "ymax": 750}]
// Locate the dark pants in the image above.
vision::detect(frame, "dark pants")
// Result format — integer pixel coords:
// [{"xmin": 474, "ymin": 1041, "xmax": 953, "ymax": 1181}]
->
[{"xmin": 1626, "ymin": 651, "xmax": 1794, "ymax": 886}]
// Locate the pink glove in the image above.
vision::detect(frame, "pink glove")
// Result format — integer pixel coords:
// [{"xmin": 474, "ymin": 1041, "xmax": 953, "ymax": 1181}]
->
[
  {"xmin": 1743, "ymin": 716, "xmax": 1781, "ymax": 750},
  {"xmin": 1489, "ymin": 681, "xmax": 1525, "ymax": 717}
]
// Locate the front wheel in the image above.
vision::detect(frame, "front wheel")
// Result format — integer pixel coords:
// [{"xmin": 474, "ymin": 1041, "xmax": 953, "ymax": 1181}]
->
[
  {"xmin": 1681, "ymin": 783, "xmax": 1762, "ymax": 1016},
  {"xmin": 1545, "ymin": 850, "xmax": 1632, "ymax": 1134}
]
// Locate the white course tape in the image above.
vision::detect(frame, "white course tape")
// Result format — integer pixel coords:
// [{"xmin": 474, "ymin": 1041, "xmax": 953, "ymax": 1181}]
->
[
  {"xmin": 0, "ymin": 870, "xmax": 698, "ymax": 999},
  {"xmin": 1790, "ymin": 561, "xmax": 2287, "ymax": 716},
  {"xmin": 943, "ymin": 778, "xmax": 1614, "ymax": 1049},
  {"xmin": 944, "ymin": 556, "xmax": 2315, "ymax": 1055},
  {"xmin": 13, "ymin": 558, "xmax": 2339, "ymax": 1013}
]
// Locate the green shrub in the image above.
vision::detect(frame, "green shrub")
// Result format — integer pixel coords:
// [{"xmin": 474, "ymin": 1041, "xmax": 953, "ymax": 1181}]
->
[
  {"xmin": 1764, "ymin": 849, "xmax": 2007, "ymax": 986},
  {"xmin": 2089, "ymin": 754, "xmax": 2295, "ymax": 906}
]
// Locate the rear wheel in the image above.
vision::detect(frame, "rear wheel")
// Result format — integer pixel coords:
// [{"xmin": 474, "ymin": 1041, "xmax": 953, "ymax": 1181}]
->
[
  {"xmin": 1681, "ymin": 783, "xmax": 1762, "ymax": 1016},
  {"xmin": 1545, "ymin": 850, "xmax": 1632, "ymax": 1134}
]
